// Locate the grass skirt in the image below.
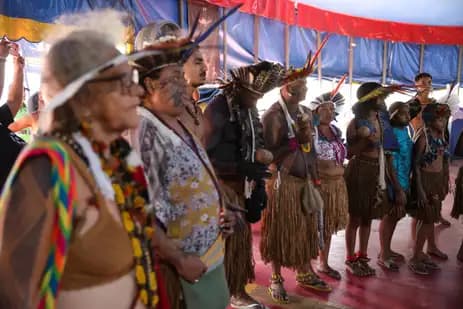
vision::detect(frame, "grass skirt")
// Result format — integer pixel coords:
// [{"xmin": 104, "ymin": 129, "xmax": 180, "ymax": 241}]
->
[
  {"xmin": 260, "ymin": 174, "xmax": 319, "ymax": 269},
  {"xmin": 319, "ymin": 174, "xmax": 348, "ymax": 240},
  {"xmin": 220, "ymin": 180, "xmax": 255, "ymax": 296},
  {"xmin": 345, "ymin": 156, "xmax": 389, "ymax": 220},
  {"xmin": 408, "ymin": 170, "xmax": 445, "ymax": 223},
  {"xmin": 157, "ymin": 261, "xmax": 185, "ymax": 309},
  {"xmin": 451, "ymin": 166, "xmax": 463, "ymax": 219}
]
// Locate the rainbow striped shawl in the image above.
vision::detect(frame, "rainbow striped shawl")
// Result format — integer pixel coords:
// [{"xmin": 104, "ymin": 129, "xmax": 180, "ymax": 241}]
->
[{"xmin": 0, "ymin": 138, "xmax": 76, "ymax": 309}]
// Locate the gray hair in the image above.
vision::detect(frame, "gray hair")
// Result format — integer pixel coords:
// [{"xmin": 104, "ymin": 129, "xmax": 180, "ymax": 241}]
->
[{"xmin": 42, "ymin": 30, "xmax": 119, "ymax": 134}]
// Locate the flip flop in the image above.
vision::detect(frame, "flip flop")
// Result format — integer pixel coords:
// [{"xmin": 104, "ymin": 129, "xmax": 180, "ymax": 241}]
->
[
  {"xmin": 439, "ymin": 217, "xmax": 451, "ymax": 227},
  {"xmin": 296, "ymin": 273, "xmax": 332, "ymax": 292},
  {"xmin": 377, "ymin": 258, "xmax": 399, "ymax": 272},
  {"xmin": 427, "ymin": 250, "xmax": 448, "ymax": 260},
  {"xmin": 267, "ymin": 286, "xmax": 290, "ymax": 304},
  {"xmin": 409, "ymin": 261, "xmax": 429, "ymax": 275},
  {"xmin": 317, "ymin": 266, "xmax": 342, "ymax": 280}
]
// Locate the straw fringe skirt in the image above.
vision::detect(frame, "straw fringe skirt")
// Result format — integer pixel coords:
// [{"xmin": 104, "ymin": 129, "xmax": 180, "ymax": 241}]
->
[
  {"xmin": 157, "ymin": 261, "xmax": 185, "ymax": 309},
  {"xmin": 220, "ymin": 181, "xmax": 255, "ymax": 296},
  {"xmin": 409, "ymin": 170, "xmax": 445, "ymax": 224},
  {"xmin": 451, "ymin": 166, "xmax": 463, "ymax": 219},
  {"xmin": 345, "ymin": 156, "xmax": 388, "ymax": 220},
  {"xmin": 319, "ymin": 174, "xmax": 348, "ymax": 240},
  {"xmin": 260, "ymin": 174, "xmax": 319, "ymax": 269}
]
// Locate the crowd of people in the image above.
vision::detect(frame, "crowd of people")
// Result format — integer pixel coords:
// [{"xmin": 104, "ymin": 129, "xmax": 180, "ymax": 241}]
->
[{"xmin": 0, "ymin": 12, "xmax": 462, "ymax": 309}]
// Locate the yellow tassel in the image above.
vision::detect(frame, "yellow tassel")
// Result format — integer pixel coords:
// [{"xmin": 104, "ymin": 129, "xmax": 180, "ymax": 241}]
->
[
  {"xmin": 140, "ymin": 289, "xmax": 148, "ymax": 304},
  {"xmin": 136, "ymin": 265, "xmax": 146, "ymax": 284},
  {"xmin": 132, "ymin": 238, "xmax": 143, "ymax": 258},
  {"xmin": 122, "ymin": 211, "xmax": 134, "ymax": 232},
  {"xmin": 113, "ymin": 184, "xmax": 125, "ymax": 204},
  {"xmin": 149, "ymin": 272, "xmax": 158, "ymax": 290}
]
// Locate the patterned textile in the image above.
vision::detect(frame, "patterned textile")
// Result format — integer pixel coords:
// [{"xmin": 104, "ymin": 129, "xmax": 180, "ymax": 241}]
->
[
  {"xmin": 316, "ymin": 125, "xmax": 346, "ymax": 165},
  {"xmin": 0, "ymin": 139, "xmax": 76, "ymax": 309},
  {"xmin": 391, "ymin": 127, "xmax": 413, "ymax": 191},
  {"xmin": 133, "ymin": 107, "xmax": 223, "ymax": 265}
]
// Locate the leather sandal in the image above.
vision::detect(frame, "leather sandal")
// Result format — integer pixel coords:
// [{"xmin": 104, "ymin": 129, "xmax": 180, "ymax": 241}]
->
[
  {"xmin": 268, "ymin": 274, "xmax": 290, "ymax": 304},
  {"xmin": 296, "ymin": 272, "xmax": 332, "ymax": 292}
]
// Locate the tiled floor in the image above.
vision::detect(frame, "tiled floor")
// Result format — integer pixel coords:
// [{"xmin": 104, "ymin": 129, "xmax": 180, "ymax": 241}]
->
[{"xmin": 244, "ymin": 161, "xmax": 463, "ymax": 309}]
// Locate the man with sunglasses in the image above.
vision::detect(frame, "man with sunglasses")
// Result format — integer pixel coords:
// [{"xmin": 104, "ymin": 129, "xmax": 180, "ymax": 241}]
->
[{"xmin": 0, "ymin": 39, "xmax": 25, "ymax": 191}]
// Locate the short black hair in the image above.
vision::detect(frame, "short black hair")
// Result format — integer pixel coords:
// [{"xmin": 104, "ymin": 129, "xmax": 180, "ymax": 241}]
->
[
  {"xmin": 388, "ymin": 101, "xmax": 406, "ymax": 115},
  {"xmin": 414, "ymin": 72, "xmax": 432, "ymax": 82}
]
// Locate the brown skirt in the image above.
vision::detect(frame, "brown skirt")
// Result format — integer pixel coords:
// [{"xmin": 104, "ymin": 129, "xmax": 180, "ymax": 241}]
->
[
  {"xmin": 451, "ymin": 166, "xmax": 463, "ymax": 219},
  {"xmin": 220, "ymin": 181, "xmax": 255, "ymax": 296},
  {"xmin": 319, "ymin": 174, "xmax": 348, "ymax": 240},
  {"xmin": 345, "ymin": 156, "xmax": 389, "ymax": 220},
  {"xmin": 409, "ymin": 170, "xmax": 445, "ymax": 223},
  {"xmin": 260, "ymin": 173, "xmax": 319, "ymax": 269}
]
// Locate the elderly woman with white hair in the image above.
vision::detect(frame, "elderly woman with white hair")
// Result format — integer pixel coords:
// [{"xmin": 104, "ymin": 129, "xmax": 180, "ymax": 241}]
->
[
  {"xmin": 0, "ymin": 29, "xmax": 172, "ymax": 308},
  {"xmin": 310, "ymin": 91, "xmax": 349, "ymax": 280}
]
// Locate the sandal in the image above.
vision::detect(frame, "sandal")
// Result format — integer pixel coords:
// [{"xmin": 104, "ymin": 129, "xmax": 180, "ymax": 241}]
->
[
  {"xmin": 230, "ymin": 296, "xmax": 268, "ymax": 309},
  {"xmin": 377, "ymin": 257, "xmax": 399, "ymax": 272},
  {"xmin": 439, "ymin": 217, "xmax": 451, "ymax": 227},
  {"xmin": 317, "ymin": 266, "xmax": 342, "ymax": 280},
  {"xmin": 358, "ymin": 258, "xmax": 376, "ymax": 276},
  {"xmin": 267, "ymin": 274, "xmax": 290, "ymax": 304},
  {"xmin": 421, "ymin": 257, "xmax": 440, "ymax": 270},
  {"xmin": 346, "ymin": 259, "xmax": 368, "ymax": 277},
  {"xmin": 427, "ymin": 249, "xmax": 448, "ymax": 260},
  {"xmin": 409, "ymin": 260, "xmax": 429, "ymax": 275},
  {"xmin": 390, "ymin": 251, "xmax": 405, "ymax": 261},
  {"xmin": 296, "ymin": 272, "xmax": 332, "ymax": 292}
]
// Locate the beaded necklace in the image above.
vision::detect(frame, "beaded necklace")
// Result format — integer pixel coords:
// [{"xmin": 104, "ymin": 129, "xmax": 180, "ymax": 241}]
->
[{"xmin": 50, "ymin": 129, "xmax": 159, "ymax": 308}]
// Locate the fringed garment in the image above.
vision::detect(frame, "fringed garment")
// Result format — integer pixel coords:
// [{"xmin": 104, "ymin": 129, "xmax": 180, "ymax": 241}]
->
[
  {"xmin": 451, "ymin": 166, "xmax": 463, "ymax": 220},
  {"xmin": 345, "ymin": 155, "xmax": 389, "ymax": 220},
  {"xmin": 220, "ymin": 180, "xmax": 255, "ymax": 296},
  {"xmin": 319, "ymin": 174, "xmax": 348, "ymax": 240},
  {"xmin": 260, "ymin": 174, "xmax": 319, "ymax": 269},
  {"xmin": 409, "ymin": 170, "xmax": 445, "ymax": 224}
]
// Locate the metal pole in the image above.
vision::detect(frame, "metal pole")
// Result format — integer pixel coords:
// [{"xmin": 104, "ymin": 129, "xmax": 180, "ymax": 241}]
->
[
  {"xmin": 284, "ymin": 23, "xmax": 290, "ymax": 69},
  {"xmin": 179, "ymin": 0, "xmax": 186, "ymax": 29},
  {"xmin": 419, "ymin": 44, "xmax": 425, "ymax": 73},
  {"xmin": 317, "ymin": 31, "xmax": 322, "ymax": 88},
  {"xmin": 458, "ymin": 46, "xmax": 463, "ymax": 95},
  {"xmin": 222, "ymin": 8, "xmax": 228, "ymax": 79},
  {"xmin": 253, "ymin": 15, "xmax": 259, "ymax": 63},
  {"xmin": 382, "ymin": 41, "xmax": 388, "ymax": 84},
  {"xmin": 348, "ymin": 37, "xmax": 354, "ymax": 102}
]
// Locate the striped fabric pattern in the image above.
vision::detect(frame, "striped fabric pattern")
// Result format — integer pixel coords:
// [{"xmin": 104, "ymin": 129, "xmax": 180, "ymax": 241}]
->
[{"xmin": 0, "ymin": 139, "xmax": 76, "ymax": 309}]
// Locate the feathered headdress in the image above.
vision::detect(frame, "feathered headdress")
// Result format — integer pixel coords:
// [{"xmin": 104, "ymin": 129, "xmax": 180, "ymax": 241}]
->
[
  {"xmin": 226, "ymin": 61, "xmax": 287, "ymax": 96},
  {"xmin": 309, "ymin": 74, "xmax": 347, "ymax": 114},
  {"xmin": 135, "ymin": 4, "xmax": 242, "ymax": 78},
  {"xmin": 281, "ymin": 34, "xmax": 331, "ymax": 85},
  {"xmin": 357, "ymin": 84, "xmax": 413, "ymax": 104},
  {"xmin": 437, "ymin": 82, "xmax": 460, "ymax": 117}
]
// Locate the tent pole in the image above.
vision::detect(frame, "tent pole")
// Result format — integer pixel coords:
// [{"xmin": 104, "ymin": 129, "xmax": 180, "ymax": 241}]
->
[
  {"xmin": 458, "ymin": 46, "xmax": 463, "ymax": 95},
  {"xmin": 179, "ymin": 0, "xmax": 186, "ymax": 29},
  {"xmin": 419, "ymin": 44, "xmax": 425, "ymax": 73},
  {"xmin": 317, "ymin": 31, "xmax": 322, "ymax": 89},
  {"xmin": 284, "ymin": 24, "xmax": 290, "ymax": 69},
  {"xmin": 348, "ymin": 37, "xmax": 354, "ymax": 103},
  {"xmin": 253, "ymin": 15, "xmax": 259, "ymax": 63},
  {"xmin": 222, "ymin": 8, "xmax": 228, "ymax": 79},
  {"xmin": 382, "ymin": 41, "xmax": 388, "ymax": 84}
]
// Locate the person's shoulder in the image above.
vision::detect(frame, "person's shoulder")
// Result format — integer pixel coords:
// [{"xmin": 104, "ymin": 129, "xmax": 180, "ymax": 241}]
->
[
  {"xmin": 0, "ymin": 103, "xmax": 13, "ymax": 125},
  {"xmin": 262, "ymin": 102, "xmax": 283, "ymax": 118},
  {"xmin": 205, "ymin": 93, "xmax": 227, "ymax": 112}
]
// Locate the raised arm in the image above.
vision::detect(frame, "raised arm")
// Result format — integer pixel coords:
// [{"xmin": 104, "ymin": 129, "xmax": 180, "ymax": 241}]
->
[
  {"xmin": 0, "ymin": 156, "xmax": 54, "ymax": 308},
  {"xmin": 0, "ymin": 39, "xmax": 9, "ymax": 99},
  {"xmin": 8, "ymin": 114, "xmax": 33, "ymax": 132},
  {"xmin": 5, "ymin": 55, "xmax": 25, "ymax": 117}
]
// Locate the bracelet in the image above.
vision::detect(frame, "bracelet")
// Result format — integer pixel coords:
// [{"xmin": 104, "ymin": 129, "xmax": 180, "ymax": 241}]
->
[{"xmin": 313, "ymin": 179, "xmax": 321, "ymax": 186}]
